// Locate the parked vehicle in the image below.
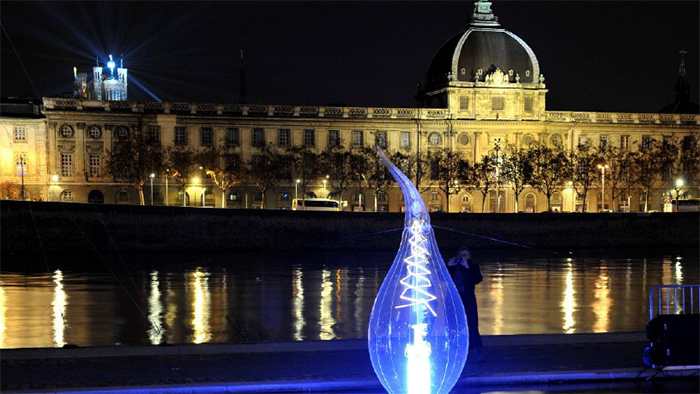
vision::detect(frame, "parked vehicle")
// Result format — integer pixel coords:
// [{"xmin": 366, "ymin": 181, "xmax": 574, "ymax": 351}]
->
[
  {"xmin": 291, "ymin": 198, "xmax": 341, "ymax": 211},
  {"xmin": 668, "ymin": 198, "xmax": 700, "ymax": 212}
]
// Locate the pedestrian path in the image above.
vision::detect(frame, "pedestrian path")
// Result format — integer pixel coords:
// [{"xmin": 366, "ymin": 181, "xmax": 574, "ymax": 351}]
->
[{"xmin": 1, "ymin": 332, "xmax": 696, "ymax": 393}]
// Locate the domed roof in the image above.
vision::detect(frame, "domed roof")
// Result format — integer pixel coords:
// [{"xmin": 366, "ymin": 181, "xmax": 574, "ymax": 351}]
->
[{"xmin": 425, "ymin": 1, "xmax": 540, "ymax": 88}]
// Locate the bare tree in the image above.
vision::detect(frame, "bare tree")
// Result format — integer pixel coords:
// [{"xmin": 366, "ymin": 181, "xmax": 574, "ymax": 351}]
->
[
  {"xmin": 468, "ymin": 154, "xmax": 496, "ymax": 213},
  {"xmin": 501, "ymin": 144, "xmax": 534, "ymax": 213},
  {"xmin": 287, "ymin": 146, "xmax": 322, "ymax": 200},
  {"xmin": 429, "ymin": 148, "xmax": 466, "ymax": 213},
  {"xmin": 602, "ymin": 146, "xmax": 634, "ymax": 212},
  {"xmin": 166, "ymin": 146, "xmax": 196, "ymax": 206},
  {"xmin": 107, "ymin": 128, "xmax": 165, "ymax": 205},
  {"xmin": 631, "ymin": 138, "xmax": 665, "ymax": 212},
  {"xmin": 529, "ymin": 142, "xmax": 571, "ymax": 212},
  {"xmin": 197, "ymin": 143, "xmax": 243, "ymax": 208},
  {"xmin": 321, "ymin": 145, "xmax": 354, "ymax": 209},
  {"xmin": 246, "ymin": 143, "xmax": 286, "ymax": 209},
  {"xmin": 569, "ymin": 141, "xmax": 600, "ymax": 212}
]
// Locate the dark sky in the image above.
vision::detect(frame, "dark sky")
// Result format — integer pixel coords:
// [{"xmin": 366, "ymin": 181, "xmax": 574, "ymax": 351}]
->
[{"xmin": 1, "ymin": 1, "xmax": 698, "ymax": 113}]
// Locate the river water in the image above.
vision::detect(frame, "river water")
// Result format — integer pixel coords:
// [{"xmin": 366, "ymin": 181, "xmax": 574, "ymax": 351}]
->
[{"xmin": 0, "ymin": 249, "xmax": 697, "ymax": 349}]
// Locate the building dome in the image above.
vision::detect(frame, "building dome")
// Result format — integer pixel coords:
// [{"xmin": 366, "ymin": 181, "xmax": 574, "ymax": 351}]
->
[{"xmin": 425, "ymin": 1, "xmax": 540, "ymax": 88}]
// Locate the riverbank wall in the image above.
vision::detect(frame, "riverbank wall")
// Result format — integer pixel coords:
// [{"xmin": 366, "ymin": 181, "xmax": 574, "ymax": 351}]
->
[{"xmin": 1, "ymin": 200, "xmax": 698, "ymax": 254}]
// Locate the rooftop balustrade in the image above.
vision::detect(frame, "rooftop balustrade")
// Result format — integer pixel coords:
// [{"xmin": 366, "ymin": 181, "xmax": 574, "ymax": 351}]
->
[{"xmin": 41, "ymin": 98, "xmax": 699, "ymax": 124}]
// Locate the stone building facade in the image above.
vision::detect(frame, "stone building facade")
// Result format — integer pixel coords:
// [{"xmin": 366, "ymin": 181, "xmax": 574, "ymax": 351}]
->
[{"xmin": 1, "ymin": 1, "xmax": 698, "ymax": 212}]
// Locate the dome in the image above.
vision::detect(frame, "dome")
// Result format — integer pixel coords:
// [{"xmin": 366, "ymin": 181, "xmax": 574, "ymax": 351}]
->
[{"xmin": 425, "ymin": 1, "xmax": 540, "ymax": 88}]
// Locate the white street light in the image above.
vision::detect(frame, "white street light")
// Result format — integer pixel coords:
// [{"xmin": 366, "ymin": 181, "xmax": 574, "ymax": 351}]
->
[
  {"xmin": 295, "ymin": 179, "xmax": 300, "ymax": 200},
  {"xmin": 149, "ymin": 173, "xmax": 155, "ymax": 206},
  {"xmin": 165, "ymin": 169, "xmax": 169, "ymax": 206},
  {"xmin": 674, "ymin": 178, "xmax": 684, "ymax": 212}
]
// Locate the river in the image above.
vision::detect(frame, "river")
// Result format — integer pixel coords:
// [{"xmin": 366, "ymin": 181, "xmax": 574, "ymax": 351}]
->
[{"xmin": 0, "ymin": 248, "xmax": 697, "ymax": 348}]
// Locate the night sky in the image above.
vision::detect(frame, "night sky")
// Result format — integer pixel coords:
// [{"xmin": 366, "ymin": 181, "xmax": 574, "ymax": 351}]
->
[{"xmin": 1, "ymin": 1, "xmax": 698, "ymax": 113}]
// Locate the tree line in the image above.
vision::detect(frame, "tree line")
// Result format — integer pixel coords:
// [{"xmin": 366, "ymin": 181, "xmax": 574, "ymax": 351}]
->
[{"xmin": 105, "ymin": 133, "xmax": 699, "ymax": 212}]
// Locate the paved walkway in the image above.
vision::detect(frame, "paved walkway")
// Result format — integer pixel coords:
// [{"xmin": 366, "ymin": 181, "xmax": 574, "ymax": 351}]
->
[{"xmin": 1, "ymin": 332, "xmax": 696, "ymax": 393}]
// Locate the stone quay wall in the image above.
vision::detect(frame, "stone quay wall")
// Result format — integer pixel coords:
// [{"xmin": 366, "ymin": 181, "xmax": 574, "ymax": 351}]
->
[{"xmin": 1, "ymin": 201, "xmax": 698, "ymax": 254}]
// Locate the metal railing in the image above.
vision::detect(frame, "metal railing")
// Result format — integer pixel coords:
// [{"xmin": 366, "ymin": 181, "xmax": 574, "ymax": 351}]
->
[{"xmin": 649, "ymin": 284, "xmax": 700, "ymax": 320}]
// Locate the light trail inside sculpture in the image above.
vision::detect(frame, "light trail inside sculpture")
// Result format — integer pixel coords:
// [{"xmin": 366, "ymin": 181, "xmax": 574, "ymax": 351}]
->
[{"xmin": 368, "ymin": 147, "xmax": 468, "ymax": 394}]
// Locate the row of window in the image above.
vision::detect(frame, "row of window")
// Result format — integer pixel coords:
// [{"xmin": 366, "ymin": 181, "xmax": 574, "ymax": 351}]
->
[{"xmin": 457, "ymin": 96, "xmax": 534, "ymax": 112}]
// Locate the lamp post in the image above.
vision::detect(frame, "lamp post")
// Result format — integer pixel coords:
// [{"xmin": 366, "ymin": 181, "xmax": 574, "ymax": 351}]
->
[
  {"xmin": 202, "ymin": 187, "xmax": 206, "ymax": 207},
  {"xmin": 493, "ymin": 138, "xmax": 501, "ymax": 213},
  {"xmin": 165, "ymin": 169, "xmax": 169, "ymax": 206},
  {"xmin": 295, "ymin": 179, "xmax": 300, "ymax": 200},
  {"xmin": 323, "ymin": 175, "xmax": 328, "ymax": 198},
  {"xmin": 674, "ymin": 178, "xmax": 684, "ymax": 212},
  {"xmin": 597, "ymin": 164, "xmax": 609, "ymax": 211},
  {"xmin": 149, "ymin": 173, "xmax": 155, "ymax": 205}
]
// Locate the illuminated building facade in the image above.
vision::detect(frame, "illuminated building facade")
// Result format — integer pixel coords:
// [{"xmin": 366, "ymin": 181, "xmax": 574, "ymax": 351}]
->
[{"xmin": 0, "ymin": 1, "xmax": 697, "ymax": 212}]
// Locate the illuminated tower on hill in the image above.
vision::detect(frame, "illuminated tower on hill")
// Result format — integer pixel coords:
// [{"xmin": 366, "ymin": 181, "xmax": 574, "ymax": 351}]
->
[{"xmin": 84, "ymin": 54, "xmax": 128, "ymax": 101}]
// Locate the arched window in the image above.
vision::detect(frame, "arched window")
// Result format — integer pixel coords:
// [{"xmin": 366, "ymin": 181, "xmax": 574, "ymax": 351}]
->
[
  {"xmin": 460, "ymin": 194, "xmax": 472, "ymax": 213},
  {"xmin": 116, "ymin": 189, "xmax": 131, "ymax": 204},
  {"xmin": 88, "ymin": 190, "xmax": 104, "ymax": 204},
  {"xmin": 550, "ymin": 134, "xmax": 562, "ymax": 148},
  {"xmin": 60, "ymin": 189, "xmax": 73, "ymax": 201},
  {"xmin": 114, "ymin": 126, "xmax": 129, "ymax": 139},
  {"xmin": 428, "ymin": 132, "xmax": 441, "ymax": 145},
  {"xmin": 525, "ymin": 193, "xmax": 536, "ymax": 213}
]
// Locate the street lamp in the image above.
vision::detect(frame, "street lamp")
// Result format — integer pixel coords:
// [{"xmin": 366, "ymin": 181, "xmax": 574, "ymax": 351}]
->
[
  {"xmin": 165, "ymin": 169, "xmax": 169, "ymax": 206},
  {"xmin": 493, "ymin": 138, "xmax": 501, "ymax": 213},
  {"xmin": 202, "ymin": 187, "xmax": 206, "ymax": 207},
  {"xmin": 597, "ymin": 164, "xmax": 609, "ymax": 211},
  {"xmin": 323, "ymin": 175, "xmax": 329, "ymax": 198},
  {"xmin": 149, "ymin": 173, "xmax": 155, "ymax": 205},
  {"xmin": 295, "ymin": 179, "xmax": 300, "ymax": 200}
]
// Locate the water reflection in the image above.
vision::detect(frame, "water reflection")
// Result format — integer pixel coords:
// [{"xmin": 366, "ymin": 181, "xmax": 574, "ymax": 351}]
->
[
  {"xmin": 292, "ymin": 267, "xmax": 305, "ymax": 341},
  {"xmin": 0, "ymin": 251, "xmax": 698, "ymax": 348},
  {"xmin": 561, "ymin": 262, "xmax": 576, "ymax": 334},
  {"xmin": 148, "ymin": 271, "xmax": 164, "ymax": 345},
  {"xmin": 319, "ymin": 269, "xmax": 336, "ymax": 340},
  {"xmin": 52, "ymin": 270, "xmax": 67, "ymax": 347},
  {"xmin": 190, "ymin": 269, "xmax": 211, "ymax": 344}
]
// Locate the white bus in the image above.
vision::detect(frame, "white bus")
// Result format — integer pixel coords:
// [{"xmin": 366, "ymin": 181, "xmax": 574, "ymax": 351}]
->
[
  {"xmin": 667, "ymin": 198, "xmax": 700, "ymax": 212},
  {"xmin": 292, "ymin": 198, "xmax": 341, "ymax": 211}
]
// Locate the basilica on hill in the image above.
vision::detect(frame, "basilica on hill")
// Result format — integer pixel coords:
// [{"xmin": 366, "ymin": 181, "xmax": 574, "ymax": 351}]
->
[{"xmin": 1, "ymin": 0, "xmax": 698, "ymax": 213}]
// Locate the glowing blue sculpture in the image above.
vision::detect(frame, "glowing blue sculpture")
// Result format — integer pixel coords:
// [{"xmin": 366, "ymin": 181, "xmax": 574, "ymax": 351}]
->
[
  {"xmin": 107, "ymin": 54, "xmax": 116, "ymax": 75},
  {"xmin": 368, "ymin": 148, "xmax": 468, "ymax": 394}
]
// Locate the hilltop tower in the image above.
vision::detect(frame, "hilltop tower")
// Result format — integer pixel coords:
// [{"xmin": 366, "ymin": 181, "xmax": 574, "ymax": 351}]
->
[{"xmin": 85, "ymin": 55, "xmax": 128, "ymax": 101}]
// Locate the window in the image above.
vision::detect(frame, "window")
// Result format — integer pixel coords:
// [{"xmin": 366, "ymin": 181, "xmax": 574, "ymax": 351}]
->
[
  {"xmin": 201, "ymin": 127, "xmax": 213, "ymax": 146},
  {"xmin": 428, "ymin": 132, "xmax": 441, "ymax": 145},
  {"xmin": 663, "ymin": 135, "xmax": 671, "ymax": 148},
  {"xmin": 550, "ymin": 134, "xmax": 562, "ymax": 147},
  {"xmin": 14, "ymin": 126, "xmax": 26, "ymax": 141},
  {"xmin": 278, "ymin": 129, "xmax": 290, "ymax": 147},
  {"xmin": 524, "ymin": 96, "xmax": 534, "ymax": 112},
  {"xmin": 226, "ymin": 128, "xmax": 240, "ymax": 146},
  {"xmin": 252, "ymin": 155, "xmax": 262, "ymax": 168},
  {"xmin": 89, "ymin": 154, "xmax": 100, "ymax": 178},
  {"xmin": 492, "ymin": 97, "xmax": 504, "ymax": 111},
  {"xmin": 458, "ymin": 134, "xmax": 470, "ymax": 146},
  {"xmin": 88, "ymin": 125, "xmax": 102, "ymax": 139},
  {"xmin": 377, "ymin": 191, "xmax": 388, "ymax": 202},
  {"xmin": 60, "ymin": 190, "xmax": 73, "ymax": 202},
  {"xmin": 252, "ymin": 128, "xmax": 265, "ymax": 147},
  {"xmin": 60, "ymin": 153, "xmax": 73, "ymax": 177},
  {"xmin": 376, "ymin": 131, "xmax": 387, "ymax": 148},
  {"xmin": 578, "ymin": 135, "xmax": 587, "ymax": 147},
  {"xmin": 600, "ymin": 135, "xmax": 608, "ymax": 150},
  {"xmin": 620, "ymin": 135, "xmax": 629, "ymax": 150},
  {"xmin": 522, "ymin": 134, "xmax": 535, "ymax": 146},
  {"xmin": 59, "ymin": 124, "xmax": 74, "ymax": 138},
  {"xmin": 400, "ymin": 132, "xmax": 411, "ymax": 148},
  {"xmin": 175, "ymin": 126, "xmax": 187, "ymax": 145},
  {"xmin": 661, "ymin": 164, "xmax": 672, "ymax": 181},
  {"xmin": 114, "ymin": 126, "xmax": 129, "ymax": 139},
  {"xmin": 328, "ymin": 130, "xmax": 340, "ymax": 147},
  {"xmin": 430, "ymin": 159, "xmax": 439, "ymax": 180},
  {"xmin": 225, "ymin": 154, "xmax": 240, "ymax": 170},
  {"xmin": 253, "ymin": 192, "xmax": 263, "ymax": 202},
  {"xmin": 352, "ymin": 130, "xmax": 363, "ymax": 147},
  {"xmin": 459, "ymin": 96, "xmax": 469, "ymax": 110},
  {"xmin": 641, "ymin": 135, "xmax": 651, "ymax": 151},
  {"xmin": 304, "ymin": 129, "xmax": 315, "ymax": 146},
  {"xmin": 117, "ymin": 189, "xmax": 130, "ymax": 203},
  {"xmin": 430, "ymin": 192, "xmax": 440, "ymax": 201},
  {"xmin": 15, "ymin": 154, "xmax": 27, "ymax": 176},
  {"xmin": 228, "ymin": 191, "xmax": 239, "ymax": 201},
  {"xmin": 147, "ymin": 126, "xmax": 160, "ymax": 143}
]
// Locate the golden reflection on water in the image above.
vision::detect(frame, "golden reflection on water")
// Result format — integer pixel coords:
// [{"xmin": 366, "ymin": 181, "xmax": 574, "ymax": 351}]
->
[
  {"xmin": 319, "ymin": 269, "xmax": 336, "ymax": 340},
  {"xmin": 489, "ymin": 267, "xmax": 504, "ymax": 335},
  {"xmin": 592, "ymin": 266, "xmax": 611, "ymax": 333},
  {"xmin": 561, "ymin": 262, "xmax": 576, "ymax": 334},
  {"xmin": 52, "ymin": 270, "xmax": 67, "ymax": 347},
  {"xmin": 148, "ymin": 271, "xmax": 164, "ymax": 345},
  {"xmin": 190, "ymin": 269, "xmax": 211, "ymax": 344},
  {"xmin": 354, "ymin": 268, "xmax": 365, "ymax": 338},
  {"xmin": 0, "ymin": 282, "xmax": 6, "ymax": 348},
  {"xmin": 164, "ymin": 275, "xmax": 178, "ymax": 345},
  {"xmin": 292, "ymin": 267, "xmax": 305, "ymax": 341}
]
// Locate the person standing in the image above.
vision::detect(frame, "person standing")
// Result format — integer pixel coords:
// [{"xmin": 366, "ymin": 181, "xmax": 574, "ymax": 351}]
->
[{"xmin": 447, "ymin": 247, "xmax": 484, "ymax": 362}]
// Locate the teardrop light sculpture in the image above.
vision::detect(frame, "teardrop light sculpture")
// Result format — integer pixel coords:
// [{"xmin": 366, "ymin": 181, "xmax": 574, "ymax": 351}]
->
[{"xmin": 368, "ymin": 147, "xmax": 468, "ymax": 394}]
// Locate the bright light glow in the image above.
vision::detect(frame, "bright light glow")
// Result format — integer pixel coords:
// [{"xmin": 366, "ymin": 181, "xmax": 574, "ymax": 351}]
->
[
  {"xmin": 190, "ymin": 269, "xmax": 211, "ymax": 344},
  {"xmin": 592, "ymin": 266, "xmax": 611, "ymax": 333},
  {"xmin": 319, "ymin": 269, "xmax": 336, "ymax": 340},
  {"xmin": 52, "ymin": 270, "xmax": 67, "ymax": 347},
  {"xmin": 562, "ymin": 262, "xmax": 576, "ymax": 334},
  {"xmin": 150, "ymin": 173, "xmax": 156, "ymax": 178},
  {"xmin": 675, "ymin": 179, "xmax": 684, "ymax": 188},
  {"xmin": 148, "ymin": 271, "xmax": 164, "ymax": 345},
  {"xmin": 193, "ymin": 177, "xmax": 200, "ymax": 184},
  {"xmin": 368, "ymin": 147, "xmax": 468, "ymax": 394},
  {"xmin": 107, "ymin": 54, "xmax": 115, "ymax": 71},
  {"xmin": 51, "ymin": 174, "xmax": 59, "ymax": 182},
  {"xmin": 292, "ymin": 267, "xmax": 305, "ymax": 341}
]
